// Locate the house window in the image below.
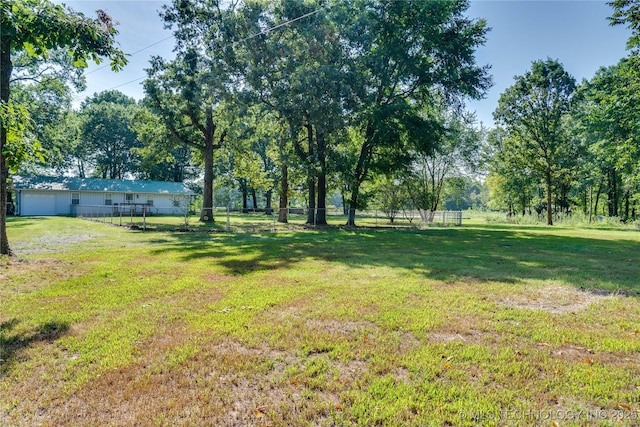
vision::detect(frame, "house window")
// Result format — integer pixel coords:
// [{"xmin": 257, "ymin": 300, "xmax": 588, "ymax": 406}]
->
[
  {"xmin": 125, "ymin": 193, "xmax": 133, "ymax": 203},
  {"xmin": 172, "ymin": 199, "xmax": 181, "ymax": 207},
  {"xmin": 71, "ymin": 192, "xmax": 80, "ymax": 205},
  {"xmin": 146, "ymin": 196, "xmax": 153, "ymax": 207},
  {"xmin": 104, "ymin": 193, "xmax": 112, "ymax": 206}
]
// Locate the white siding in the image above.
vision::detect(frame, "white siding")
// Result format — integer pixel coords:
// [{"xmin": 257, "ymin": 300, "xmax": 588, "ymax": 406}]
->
[
  {"xmin": 18, "ymin": 189, "xmax": 191, "ymax": 216},
  {"xmin": 55, "ymin": 192, "xmax": 71, "ymax": 215}
]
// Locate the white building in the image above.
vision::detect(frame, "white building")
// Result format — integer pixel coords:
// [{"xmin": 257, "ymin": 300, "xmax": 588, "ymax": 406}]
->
[{"xmin": 11, "ymin": 176, "xmax": 194, "ymax": 216}]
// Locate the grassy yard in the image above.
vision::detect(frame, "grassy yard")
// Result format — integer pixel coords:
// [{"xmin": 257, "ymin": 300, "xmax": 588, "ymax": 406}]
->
[{"xmin": 1, "ymin": 216, "xmax": 639, "ymax": 426}]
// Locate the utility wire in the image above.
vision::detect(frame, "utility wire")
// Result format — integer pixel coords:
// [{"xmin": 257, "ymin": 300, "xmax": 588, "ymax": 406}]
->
[
  {"xmin": 84, "ymin": 35, "xmax": 174, "ymax": 76},
  {"xmin": 235, "ymin": 8, "xmax": 322, "ymax": 44},
  {"xmin": 76, "ymin": 6, "xmax": 324, "ymax": 100}
]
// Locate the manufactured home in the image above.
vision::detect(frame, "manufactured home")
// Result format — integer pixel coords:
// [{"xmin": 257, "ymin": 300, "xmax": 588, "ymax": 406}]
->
[{"xmin": 11, "ymin": 176, "xmax": 194, "ymax": 217}]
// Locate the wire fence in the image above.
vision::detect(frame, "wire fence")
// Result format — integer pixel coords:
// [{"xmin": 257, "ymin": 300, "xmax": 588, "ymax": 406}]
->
[{"xmin": 74, "ymin": 204, "xmax": 462, "ymax": 232}]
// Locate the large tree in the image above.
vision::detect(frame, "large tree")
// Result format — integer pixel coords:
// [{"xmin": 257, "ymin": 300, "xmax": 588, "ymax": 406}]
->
[
  {"xmin": 144, "ymin": 54, "xmax": 231, "ymax": 223},
  {"xmin": 80, "ymin": 90, "xmax": 140, "ymax": 179},
  {"xmin": 132, "ymin": 107, "xmax": 196, "ymax": 182},
  {"xmin": 0, "ymin": 0, "xmax": 126, "ymax": 255},
  {"xmin": 237, "ymin": 0, "xmax": 348, "ymax": 226},
  {"xmin": 339, "ymin": 0, "xmax": 491, "ymax": 226},
  {"xmin": 494, "ymin": 59, "xmax": 577, "ymax": 225},
  {"xmin": 144, "ymin": 0, "xmax": 238, "ymax": 223}
]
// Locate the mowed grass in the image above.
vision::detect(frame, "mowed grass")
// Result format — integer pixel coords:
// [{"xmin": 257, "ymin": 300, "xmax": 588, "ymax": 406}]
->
[{"xmin": 1, "ymin": 217, "xmax": 639, "ymax": 426}]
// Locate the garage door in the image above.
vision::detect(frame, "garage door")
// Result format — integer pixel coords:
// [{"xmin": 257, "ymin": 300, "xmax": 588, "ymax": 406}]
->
[{"xmin": 20, "ymin": 191, "xmax": 57, "ymax": 216}]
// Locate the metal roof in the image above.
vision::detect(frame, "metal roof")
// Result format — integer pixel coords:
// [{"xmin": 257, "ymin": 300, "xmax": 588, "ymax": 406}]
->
[{"xmin": 12, "ymin": 176, "xmax": 194, "ymax": 195}]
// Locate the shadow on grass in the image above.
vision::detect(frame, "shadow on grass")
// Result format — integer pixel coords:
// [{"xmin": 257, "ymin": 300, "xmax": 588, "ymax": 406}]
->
[
  {"xmin": 0, "ymin": 319, "xmax": 69, "ymax": 374},
  {"xmin": 5, "ymin": 217, "xmax": 44, "ymax": 229},
  {"xmin": 146, "ymin": 226, "xmax": 640, "ymax": 295}
]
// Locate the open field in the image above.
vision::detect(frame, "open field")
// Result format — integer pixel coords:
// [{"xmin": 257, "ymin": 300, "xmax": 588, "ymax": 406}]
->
[{"xmin": 1, "ymin": 216, "xmax": 640, "ymax": 426}]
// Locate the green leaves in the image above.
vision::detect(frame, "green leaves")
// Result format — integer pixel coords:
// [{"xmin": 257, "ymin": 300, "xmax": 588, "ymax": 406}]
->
[
  {"xmin": 493, "ymin": 59, "xmax": 578, "ymax": 224},
  {"xmin": 0, "ymin": 101, "xmax": 43, "ymax": 172},
  {"xmin": 2, "ymin": 0, "xmax": 125, "ymax": 70},
  {"xmin": 576, "ymin": 56, "xmax": 640, "ymax": 209},
  {"xmin": 608, "ymin": 0, "xmax": 640, "ymax": 50},
  {"xmin": 79, "ymin": 91, "xmax": 141, "ymax": 180}
]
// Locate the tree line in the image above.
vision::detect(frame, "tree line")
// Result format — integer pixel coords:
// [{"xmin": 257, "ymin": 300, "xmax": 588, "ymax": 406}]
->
[
  {"xmin": 486, "ymin": 0, "xmax": 640, "ymax": 225},
  {"xmin": 2, "ymin": 0, "xmax": 491, "ymax": 230},
  {"xmin": 1, "ymin": 0, "xmax": 639, "ymax": 255}
]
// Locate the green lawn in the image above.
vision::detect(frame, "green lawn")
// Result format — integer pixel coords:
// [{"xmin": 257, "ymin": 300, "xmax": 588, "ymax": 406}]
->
[{"xmin": 1, "ymin": 216, "xmax": 639, "ymax": 426}]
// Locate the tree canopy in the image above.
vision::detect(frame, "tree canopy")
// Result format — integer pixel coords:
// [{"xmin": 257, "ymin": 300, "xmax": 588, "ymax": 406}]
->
[{"xmin": 493, "ymin": 59, "xmax": 576, "ymax": 225}]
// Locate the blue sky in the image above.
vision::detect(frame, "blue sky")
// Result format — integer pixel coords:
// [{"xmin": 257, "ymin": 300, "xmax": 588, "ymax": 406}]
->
[
  {"xmin": 466, "ymin": 0, "xmax": 632, "ymax": 126},
  {"xmin": 64, "ymin": 0, "xmax": 633, "ymax": 127}
]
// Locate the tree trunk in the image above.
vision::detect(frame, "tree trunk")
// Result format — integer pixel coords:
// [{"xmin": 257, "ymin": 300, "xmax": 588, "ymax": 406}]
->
[
  {"xmin": 251, "ymin": 188, "xmax": 258, "ymax": 211},
  {"xmin": 1, "ymin": 37, "xmax": 13, "ymax": 255},
  {"xmin": 77, "ymin": 159, "xmax": 86, "ymax": 178},
  {"xmin": 173, "ymin": 163, "xmax": 183, "ymax": 182},
  {"xmin": 584, "ymin": 186, "xmax": 589, "ymax": 217},
  {"xmin": 200, "ymin": 142, "xmax": 215, "ymax": 222},
  {"xmin": 594, "ymin": 178, "xmax": 603, "ymax": 220},
  {"xmin": 588, "ymin": 185, "xmax": 593, "ymax": 223},
  {"xmin": 607, "ymin": 168, "xmax": 617, "ymax": 217},
  {"xmin": 307, "ymin": 176, "xmax": 316, "ymax": 225},
  {"xmin": 265, "ymin": 189, "xmax": 273, "ymax": 215},
  {"xmin": 624, "ymin": 191, "xmax": 630, "ymax": 221},
  {"xmin": 546, "ymin": 168, "xmax": 553, "ymax": 226},
  {"xmin": 199, "ymin": 109, "xmax": 221, "ymax": 223},
  {"xmin": 316, "ymin": 173, "xmax": 327, "ymax": 225},
  {"xmin": 346, "ymin": 124, "xmax": 375, "ymax": 227},
  {"xmin": 315, "ymin": 129, "xmax": 327, "ymax": 225},
  {"xmin": 341, "ymin": 190, "xmax": 348, "ymax": 216},
  {"xmin": 241, "ymin": 179, "xmax": 248, "ymax": 213},
  {"xmin": 305, "ymin": 124, "xmax": 316, "ymax": 225},
  {"xmin": 278, "ymin": 163, "xmax": 288, "ymax": 223},
  {"xmin": 347, "ymin": 186, "xmax": 359, "ymax": 227},
  {"xmin": 0, "ymin": 148, "xmax": 9, "ymax": 256}
]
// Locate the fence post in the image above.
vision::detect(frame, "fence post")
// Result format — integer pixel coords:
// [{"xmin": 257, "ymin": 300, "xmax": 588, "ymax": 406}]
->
[{"xmin": 226, "ymin": 206, "xmax": 231, "ymax": 232}]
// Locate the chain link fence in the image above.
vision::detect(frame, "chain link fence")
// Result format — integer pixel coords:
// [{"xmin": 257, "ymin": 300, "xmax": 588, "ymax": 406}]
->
[{"xmin": 75, "ymin": 205, "xmax": 462, "ymax": 232}]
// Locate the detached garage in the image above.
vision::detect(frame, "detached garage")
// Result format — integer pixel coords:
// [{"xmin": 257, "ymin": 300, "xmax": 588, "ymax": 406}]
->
[{"xmin": 12, "ymin": 176, "xmax": 194, "ymax": 217}]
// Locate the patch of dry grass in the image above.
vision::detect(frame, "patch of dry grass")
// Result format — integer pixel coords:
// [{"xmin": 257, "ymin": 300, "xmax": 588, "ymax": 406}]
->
[{"xmin": 499, "ymin": 283, "xmax": 616, "ymax": 314}]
